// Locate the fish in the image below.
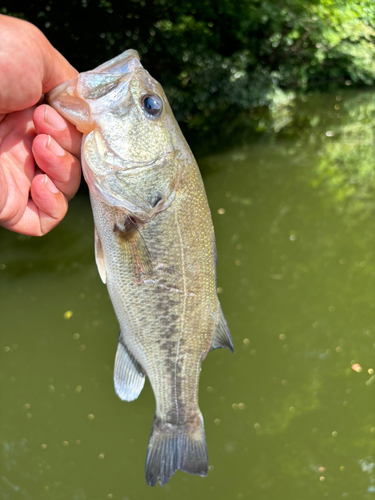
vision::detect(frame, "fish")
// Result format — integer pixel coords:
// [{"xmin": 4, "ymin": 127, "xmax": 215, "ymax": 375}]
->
[{"xmin": 46, "ymin": 50, "xmax": 234, "ymax": 486}]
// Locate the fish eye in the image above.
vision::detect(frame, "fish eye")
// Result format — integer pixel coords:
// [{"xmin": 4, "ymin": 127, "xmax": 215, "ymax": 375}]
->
[{"xmin": 141, "ymin": 95, "xmax": 163, "ymax": 116}]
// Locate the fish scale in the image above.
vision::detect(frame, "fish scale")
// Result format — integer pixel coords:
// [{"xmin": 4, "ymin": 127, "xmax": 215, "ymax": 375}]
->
[
  {"xmin": 90, "ymin": 172, "xmax": 214, "ymax": 421},
  {"xmin": 46, "ymin": 49, "xmax": 233, "ymax": 486}
]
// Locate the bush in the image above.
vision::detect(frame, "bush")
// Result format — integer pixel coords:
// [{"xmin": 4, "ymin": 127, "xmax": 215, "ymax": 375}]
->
[{"xmin": 3, "ymin": 0, "xmax": 375, "ymax": 133}]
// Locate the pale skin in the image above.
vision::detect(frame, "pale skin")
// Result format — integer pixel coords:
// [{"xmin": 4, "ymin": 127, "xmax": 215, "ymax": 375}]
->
[{"xmin": 0, "ymin": 14, "xmax": 82, "ymax": 236}]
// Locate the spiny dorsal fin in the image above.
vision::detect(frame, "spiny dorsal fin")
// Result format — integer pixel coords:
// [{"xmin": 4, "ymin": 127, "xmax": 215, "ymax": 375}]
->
[
  {"xmin": 210, "ymin": 306, "xmax": 234, "ymax": 353},
  {"xmin": 114, "ymin": 332, "xmax": 146, "ymax": 401},
  {"xmin": 94, "ymin": 227, "xmax": 107, "ymax": 284}
]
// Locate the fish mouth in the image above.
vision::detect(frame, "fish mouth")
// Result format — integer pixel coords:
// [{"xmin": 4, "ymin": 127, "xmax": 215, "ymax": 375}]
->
[
  {"xmin": 46, "ymin": 79, "xmax": 71, "ymax": 102},
  {"xmin": 81, "ymin": 124, "xmax": 179, "ymax": 220},
  {"xmin": 85, "ymin": 169, "xmax": 178, "ymax": 222},
  {"xmin": 82, "ymin": 147, "xmax": 178, "ymax": 221},
  {"xmin": 46, "ymin": 49, "xmax": 143, "ymax": 134},
  {"xmin": 46, "ymin": 78, "xmax": 94, "ymax": 134},
  {"xmin": 92, "ymin": 127, "xmax": 175, "ymax": 173}
]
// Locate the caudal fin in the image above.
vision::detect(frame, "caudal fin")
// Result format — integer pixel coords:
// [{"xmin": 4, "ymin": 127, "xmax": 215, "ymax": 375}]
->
[{"xmin": 145, "ymin": 412, "xmax": 208, "ymax": 486}]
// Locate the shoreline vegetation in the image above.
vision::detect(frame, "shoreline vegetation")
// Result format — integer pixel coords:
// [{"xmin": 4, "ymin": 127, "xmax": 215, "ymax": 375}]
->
[{"xmin": 2, "ymin": 0, "xmax": 375, "ymax": 140}]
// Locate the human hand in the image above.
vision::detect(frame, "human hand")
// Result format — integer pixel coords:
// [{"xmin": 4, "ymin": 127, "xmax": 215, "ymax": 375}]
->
[{"xmin": 0, "ymin": 15, "xmax": 82, "ymax": 236}]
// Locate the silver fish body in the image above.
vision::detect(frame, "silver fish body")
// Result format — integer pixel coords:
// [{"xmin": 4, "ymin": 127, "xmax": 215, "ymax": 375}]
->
[{"xmin": 47, "ymin": 50, "xmax": 233, "ymax": 486}]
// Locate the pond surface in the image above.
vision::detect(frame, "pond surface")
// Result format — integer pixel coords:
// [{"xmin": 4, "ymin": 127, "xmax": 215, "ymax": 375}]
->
[{"xmin": 1, "ymin": 89, "xmax": 375, "ymax": 500}]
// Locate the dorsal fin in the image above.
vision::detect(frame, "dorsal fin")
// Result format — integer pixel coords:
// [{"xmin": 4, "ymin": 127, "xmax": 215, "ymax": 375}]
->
[
  {"xmin": 210, "ymin": 306, "xmax": 234, "ymax": 353},
  {"xmin": 114, "ymin": 332, "xmax": 146, "ymax": 401}
]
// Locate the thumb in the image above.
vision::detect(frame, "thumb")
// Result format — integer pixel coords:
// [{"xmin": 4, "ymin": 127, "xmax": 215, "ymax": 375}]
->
[
  {"xmin": 42, "ymin": 45, "xmax": 78, "ymax": 94},
  {"xmin": 0, "ymin": 15, "xmax": 77, "ymax": 113}
]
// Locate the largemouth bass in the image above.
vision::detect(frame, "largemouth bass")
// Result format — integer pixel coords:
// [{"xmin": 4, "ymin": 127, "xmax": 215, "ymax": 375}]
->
[{"xmin": 46, "ymin": 50, "xmax": 233, "ymax": 486}]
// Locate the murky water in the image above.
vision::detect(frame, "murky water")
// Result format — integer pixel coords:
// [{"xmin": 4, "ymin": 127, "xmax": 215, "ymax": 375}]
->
[{"xmin": 1, "ymin": 89, "xmax": 375, "ymax": 500}]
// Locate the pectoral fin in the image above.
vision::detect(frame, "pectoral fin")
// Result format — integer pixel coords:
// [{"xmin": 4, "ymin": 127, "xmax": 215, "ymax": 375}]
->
[
  {"xmin": 94, "ymin": 227, "xmax": 107, "ymax": 284},
  {"xmin": 115, "ymin": 217, "xmax": 153, "ymax": 278},
  {"xmin": 114, "ymin": 332, "xmax": 146, "ymax": 401},
  {"xmin": 209, "ymin": 306, "xmax": 234, "ymax": 353}
]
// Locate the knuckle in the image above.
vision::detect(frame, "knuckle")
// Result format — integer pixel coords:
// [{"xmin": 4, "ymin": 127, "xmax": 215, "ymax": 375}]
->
[{"xmin": 0, "ymin": 200, "xmax": 23, "ymax": 226}]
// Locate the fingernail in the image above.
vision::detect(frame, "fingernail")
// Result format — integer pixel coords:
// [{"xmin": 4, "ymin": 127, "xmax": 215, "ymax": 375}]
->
[
  {"xmin": 47, "ymin": 135, "xmax": 65, "ymax": 157},
  {"xmin": 44, "ymin": 106, "xmax": 66, "ymax": 130},
  {"xmin": 43, "ymin": 174, "xmax": 59, "ymax": 194}
]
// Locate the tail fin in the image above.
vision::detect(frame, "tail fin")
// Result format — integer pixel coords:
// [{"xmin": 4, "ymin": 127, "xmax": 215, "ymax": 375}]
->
[{"xmin": 145, "ymin": 412, "xmax": 208, "ymax": 486}]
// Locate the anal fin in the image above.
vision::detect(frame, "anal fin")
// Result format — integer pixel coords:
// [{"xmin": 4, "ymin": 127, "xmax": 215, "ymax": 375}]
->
[
  {"xmin": 210, "ymin": 306, "xmax": 234, "ymax": 353},
  {"xmin": 114, "ymin": 331, "xmax": 146, "ymax": 401}
]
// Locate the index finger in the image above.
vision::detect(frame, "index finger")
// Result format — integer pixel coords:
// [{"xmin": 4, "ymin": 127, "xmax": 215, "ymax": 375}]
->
[{"xmin": 33, "ymin": 105, "xmax": 82, "ymax": 158}]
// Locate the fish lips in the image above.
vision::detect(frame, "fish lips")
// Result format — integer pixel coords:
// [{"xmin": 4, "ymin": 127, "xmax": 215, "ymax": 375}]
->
[
  {"xmin": 46, "ymin": 49, "xmax": 143, "ymax": 134},
  {"xmin": 46, "ymin": 77, "xmax": 94, "ymax": 134}
]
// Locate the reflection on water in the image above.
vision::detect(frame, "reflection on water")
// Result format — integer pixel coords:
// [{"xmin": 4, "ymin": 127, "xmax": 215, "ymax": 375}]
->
[
  {"xmin": 1, "ymin": 89, "xmax": 375, "ymax": 499},
  {"xmin": 276, "ymin": 89, "xmax": 375, "ymax": 221}
]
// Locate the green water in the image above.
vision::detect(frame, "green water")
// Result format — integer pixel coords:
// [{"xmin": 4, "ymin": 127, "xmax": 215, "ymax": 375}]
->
[{"xmin": 1, "ymin": 89, "xmax": 375, "ymax": 500}]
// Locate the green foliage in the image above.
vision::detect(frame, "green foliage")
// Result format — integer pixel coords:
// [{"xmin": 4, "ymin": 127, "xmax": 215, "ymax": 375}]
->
[{"xmin": 2, "ymin": 0, "xmax": 375, "ymax": 132}]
